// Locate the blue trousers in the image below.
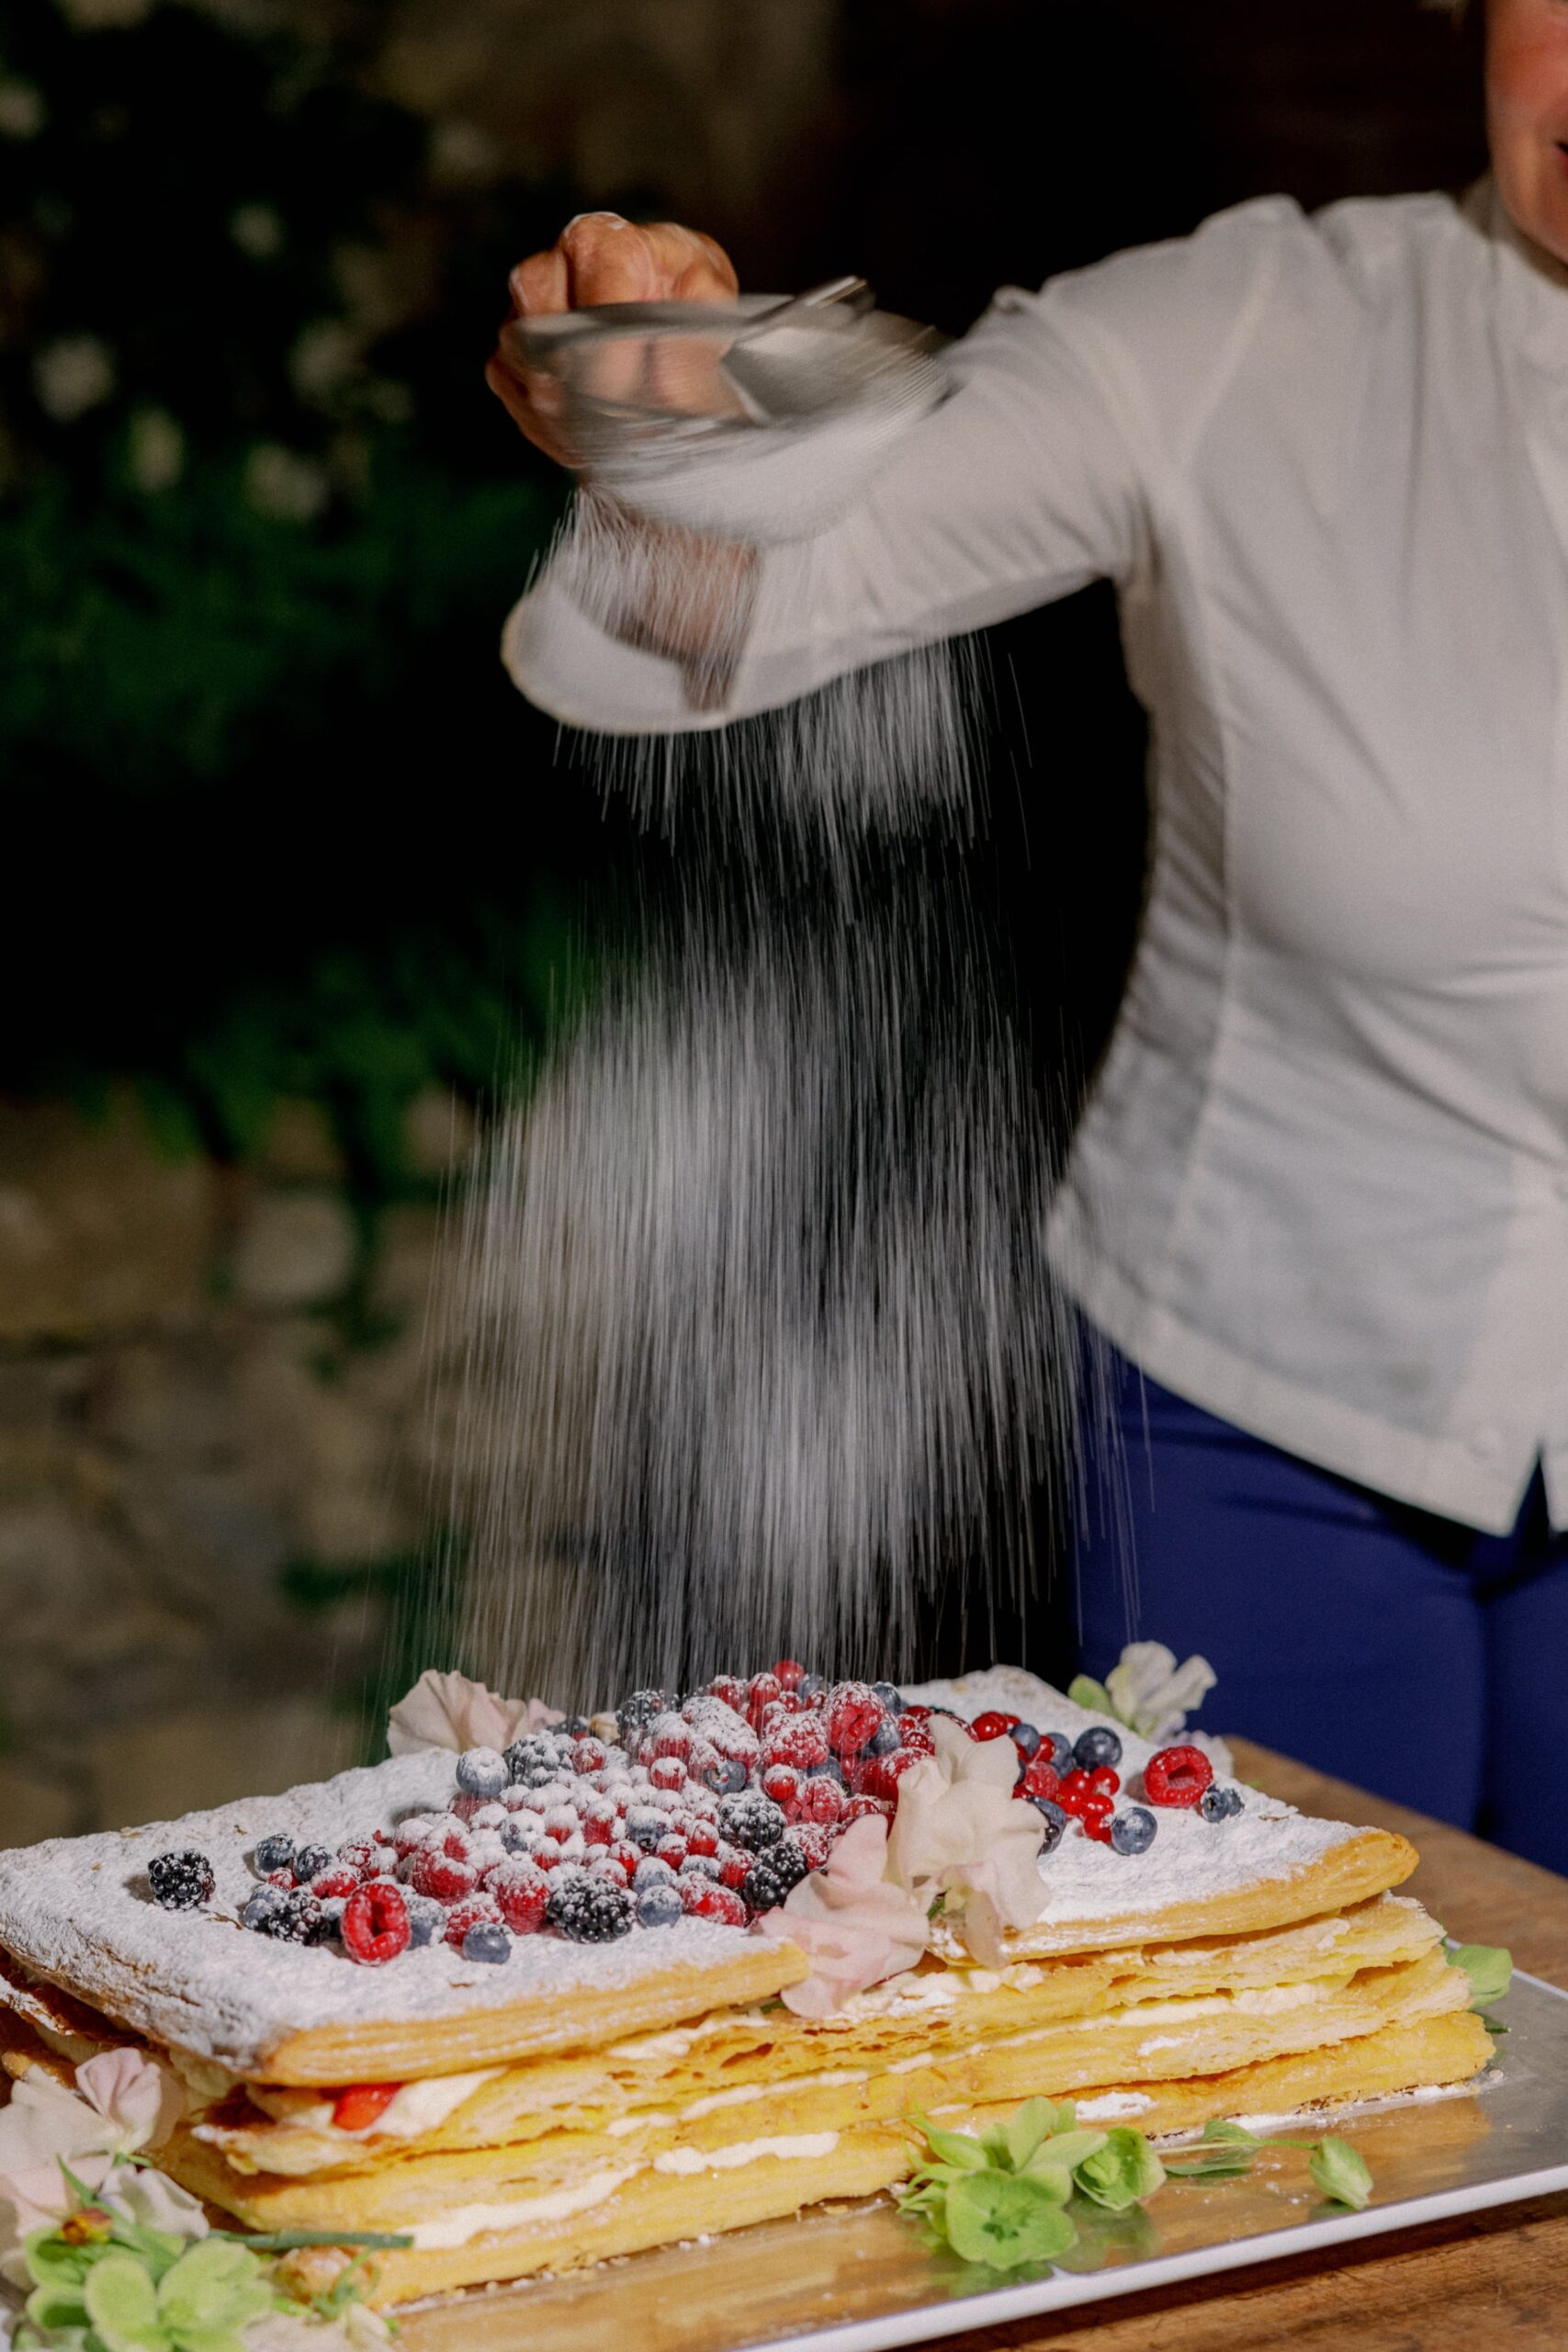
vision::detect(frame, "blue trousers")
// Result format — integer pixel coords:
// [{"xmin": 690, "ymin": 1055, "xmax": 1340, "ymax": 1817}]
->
[{"xmin": 1072, "ymin": 1347, "xmax": 1568, "ymax": 1876}]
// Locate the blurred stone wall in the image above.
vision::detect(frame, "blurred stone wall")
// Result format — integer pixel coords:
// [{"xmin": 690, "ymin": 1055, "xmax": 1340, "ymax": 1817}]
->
[{"xmin": 0, "ymin": 1091, "xmax": 464, "ymax": 1843}]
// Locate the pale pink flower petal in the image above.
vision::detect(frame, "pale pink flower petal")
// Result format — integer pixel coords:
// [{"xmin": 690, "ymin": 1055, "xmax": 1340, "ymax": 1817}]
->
[
  {"xmin": 386, "ymin": 1670, "xmax": 562, "ymax": 1756},
  {"xmin": 754, "ymin": 1816, "xmax": 931, "ymax": 2016},
  {"xmin": 75, "ymin": 2048, "xmax": 183, "ymax": 2152}
]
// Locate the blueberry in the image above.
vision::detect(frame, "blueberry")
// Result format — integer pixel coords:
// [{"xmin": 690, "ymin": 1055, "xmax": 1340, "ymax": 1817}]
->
[
  {"xmin": 633, "ymin": 1856, "xmax": 677, "ymax": 1890},
  {"xmin": 242, "ymin": 1885, "xmax": 288, "ymax": 1933},
  {"xmin": 498, "ymin": 1818, "xmax": 535, "ymax": 1855},
  {"xmin": 1073, "ymin": 1727, "xmax": 1122, "ymax": 1772},
  {"xmin": 1109, "ymin": 1806, "xmax": 1157, "ymax": 1856},
  {"xmin": 253, "ymin": 1834, "xmax": 295, "ymax": 1877},
  {"xmin": 463, "ymin": 1921, "xmax": 512, "ymax": 1964},
  {"xmin": 1010, "ymin": 1722, "xmax": 1042, "ymax": 1759},
  {"xmin": 1200, "ymin": 1784, "xmax": 1245, "ymax": 1823},
  {"xmin": 292, "ymin": 1845, "xmax": 333, "ymax": 1884},
  {"xmin": 807, "ymin": 1758, "xmax": 847, "ymax": 1785},
  {"xmin": 679, "ymin": 1853, "xmax": 721, "ymax": 1881},
  {"xmin": 404, "ymin": 1893, "xmax": 446, "ymax": 1948},
  {"xmin": 1040, "ymin": 1731, "xmax": 1076, "ymax": 1775},
  {"xmin": 700, "ymin": 1757, "xmax": 749, "ymax": 1796},
  {"xmin": 148, "ymin": 1850, "xmax": 215, "ymax": 1911},
  {"xmin": 797, "ymin": 1674, "xmax": 826, "ymax": 1702},
  {"xmin": 625, "ymin": 1804, "xmax": 668, "ymax": 1852},
  {"xmin": 865, "ymin": 1718, "xmax": 901, "ymax": 1758},
  {"xmin": 870, "ymin": 1681, "xmax": 903, "ymax": 1712},
  {"xmin": 637, "ymin": 1884, "xmax": 684, "ymax": 1928},
  {"xmin": 456, "ymin": 1747, "xmax": 509, "ymax": 1800},
  {"xmin": 1027, "ymin": 1796, "xmax": 1069, "ymax": 1854}
]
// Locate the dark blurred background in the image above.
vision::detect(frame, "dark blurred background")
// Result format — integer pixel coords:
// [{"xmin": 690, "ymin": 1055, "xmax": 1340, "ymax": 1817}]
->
[{"xmin": 0, "ymin": 0, "xmax": 1484, "ymax": 1836}]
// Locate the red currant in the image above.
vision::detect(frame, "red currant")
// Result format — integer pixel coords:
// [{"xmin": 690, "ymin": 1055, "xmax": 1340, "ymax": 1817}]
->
[
  {"xmin": 444, "ymin": 1892, "xmax": 502, "ymax": 1950},
  {"xmin": 1089, "ymin": 1766, "xmax": 1121, "ymax": 1795},
  {"xmin": 774, "ymin": 1659, "xmax": 806, "ymax": 1690},
  {"xmin": 970, "ymin": 1711, "xmax": 1021, "ymax": 1743}
]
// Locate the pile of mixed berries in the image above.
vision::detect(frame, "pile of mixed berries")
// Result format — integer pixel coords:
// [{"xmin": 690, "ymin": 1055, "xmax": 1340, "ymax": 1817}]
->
[{"xmin": 143, "ymin": 1670, "xmax": 1244, "ymax": 1970}]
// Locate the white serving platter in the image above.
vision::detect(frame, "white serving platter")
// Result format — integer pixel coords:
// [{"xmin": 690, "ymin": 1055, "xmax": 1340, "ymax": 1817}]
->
[{"xmin": 400, "ymin": 1970, "xmax": 1568, "ymax": 2352}]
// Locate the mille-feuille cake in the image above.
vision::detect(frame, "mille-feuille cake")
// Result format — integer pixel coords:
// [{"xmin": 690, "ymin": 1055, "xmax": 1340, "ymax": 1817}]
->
[{"xmin": 0, "ymin": 1665, "xmax": 1494, "ymax": 2303}]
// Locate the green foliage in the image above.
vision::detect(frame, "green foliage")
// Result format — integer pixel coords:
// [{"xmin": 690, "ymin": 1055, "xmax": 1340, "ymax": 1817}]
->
[{"xmin": 1449, "ymin": 1943, "xmax": 1513, "ymax": 2010}]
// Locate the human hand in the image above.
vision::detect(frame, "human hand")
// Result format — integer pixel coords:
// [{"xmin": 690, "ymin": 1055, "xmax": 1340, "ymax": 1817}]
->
[{"xmin": 485, "ymin": 212, "xmax": 739, "ymax": 464}]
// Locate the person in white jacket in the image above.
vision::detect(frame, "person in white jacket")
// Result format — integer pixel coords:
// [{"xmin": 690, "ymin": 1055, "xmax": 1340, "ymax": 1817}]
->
[{"xmin": 488, "ymin": 0, "xmax": 1568, "ymax": 1867}]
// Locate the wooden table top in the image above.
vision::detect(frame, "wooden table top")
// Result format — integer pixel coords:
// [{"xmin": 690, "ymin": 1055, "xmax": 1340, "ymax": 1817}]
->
[{"xmin": 941, "ymin": 1738, "xmax": 1568, "ymax": 2352}]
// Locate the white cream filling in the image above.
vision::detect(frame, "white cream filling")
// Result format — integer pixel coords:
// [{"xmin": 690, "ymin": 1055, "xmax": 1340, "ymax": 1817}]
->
[
  {"xmin": 409, "ymin": 2166, "xmax": 637, "ymax": 2250},
  {"xmin": 653, "ymin": 2132, "xmax": 840, "ymax": 2176},
  {"xmin": 680, "ymin": 2068, "xmax": 868, "ymax": 2121}
]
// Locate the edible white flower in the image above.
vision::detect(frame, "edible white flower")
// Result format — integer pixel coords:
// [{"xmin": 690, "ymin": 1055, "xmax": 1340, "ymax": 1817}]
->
[
  {"xmin": 886, "ymin": 1718, "xmax": 1045, "ymax": 1966},
  {"xmin": 386, "ymin": 1669, "xmax": 562, "ymax": 1757},
  {"xmin": 0, "ymin": 2050, "xmax": 198, "ymax": 2286},
  {"xmin": 1104, "ymin": 1643, "xmax": 1216, "ymax": 1742}
]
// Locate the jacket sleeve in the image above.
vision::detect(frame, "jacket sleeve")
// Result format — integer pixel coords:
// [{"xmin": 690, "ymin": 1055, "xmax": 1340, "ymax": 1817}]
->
[{"xmin": 502, "ymin": 199, "xmax": 1299, "ymax": 735}]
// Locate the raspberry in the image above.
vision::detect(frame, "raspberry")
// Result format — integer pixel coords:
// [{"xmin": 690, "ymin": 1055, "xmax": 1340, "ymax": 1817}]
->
[
  {"xmin": 341, "ymin": 1881, "xmax": 411, "ymax": 1965},
  {"xmin": 858, "ymin": 1747, "xmax": 922, "ymax": 1805},
  {"xmin": 570, "ymin": 1737, "xmax": 607, "ymax": 1773},
  {"xmin": 310, "ymin": 1867, "xmax": 359, "ymax": 1900},
  {"xmin": 607, "ymin": 1839, "xmax": 643, "ymax": 1878},
  {"xmin": 428, "ymin": 1816, "xmax": 475, "ymax": 1861},
  {"xmin": 746, "ymin": 1672, "xmax": 782, "ymax": 1729},
  {"xmin": 897, "ymin": 1714, "xmax": 936, "ymax": 1755},
  {"xmin": 684, "ymin": 1883, "xmax": 748, "ymax": 1927},
  {"xmin": 266, "ymin": 1867, "xmax": 296, "ymax": 1890},
  {"xmin": 489, "ymin": 1858, "xmax": 549, "ymax": 1934},
  {"xmin": 686, "ymin": 1819, "xmax": 720, "ymax": 1858},
  {"xmin": 761, "ymin": 1763, "xmax": 802, "ymax": 1814},
  {"xmin": 796, "ymin": 1774, "xmax": 846, "ymax": 1825},
  {"xmin": 774, "ymin": 1659, "xmax": 806, "ymax": 1690},
  {"xmin": 1020, "ymin": 1758, "xmax": 1061, "ymax": 1803},
  {"xmin": 581, "ymin": 1800, "xmax": 617, "ymax": 1847},
  {"xmin": 718, "ymin": 1844, "xmax": 752, "ymax": 1891},
  {"xmin": 970, "ymin": 1711, "xmax": 1021, "ymax": 1743},
  {"xmin": 762, "ymin": 1714, "xmax": 830, "ymax": 1772},
  {"xmin": 840, "ymin": 1794, "xmax": 893, "ymax": 1825},
  {"xmin": 656, "ymin": 1834, "xmax": 689, "ymax": 1869},
  {"xmin": 410, "ymin": 1848, "xmax": 478, "ymax": 1905},
  {"xmin": 531, "ymin": 1841, "xmax": 563, "ymax": 1871},
  {"xmin": 790, "ymin": 1821, "xmax": 834, "ymax": 1870},
  {"xmin": 740, "ymin": 1839, "xmax": 809, "ymax": 1915},
  {"xmin": 392, "ymin": 1817, "xmax": 437, "ymax": 1860},
  {"xmin": 547, "ymin": 1870, "xmax": 633, "ymax": 1942},
  {"xmin": 647, "ymin": 1713, "xmax": 692, "ymax": 1760},
  {"xmin": 649, "ymin": 1756, "xmax": 687, "ymax": 1794},
  {"xmin": 445, "ymin": 1892, "xmax": 503, "ymax": 1950},
  {"xmin": 1143, "ymin": 1746, "xmax": 1214, "ymax": 1808},
  {"xmin": 705, "ymin": 1676, "xmax": 747, "ymax": 1712},
  {"xmin": 148, "ymin": 1850, "xmax": 214, "ymax": 1911},
  {"xmin": 825, "ymin": 1682, "xmax": 885, "ymax": 1758}
]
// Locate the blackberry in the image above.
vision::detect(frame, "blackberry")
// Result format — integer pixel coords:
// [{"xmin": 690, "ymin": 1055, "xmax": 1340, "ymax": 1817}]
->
[
  {"xmin": 740, "ymin": 1838, "xmax": 809, "ymax": 1914},
  {"xmin": 637, "ymin": 1883, "xmax": 683, "ymax": 1928},
  {"xmin": 616, "ymin": 1690, "xmax": 667, "ymax": 1749},
  {"xmin": 546, "ymin": 1870, "xmax": 633, "ymax": 1943},
  {"xmin": 456, "ymin": 1747, "xmax": 509, "ymax": 1800},
  {"xmin": 865, "ymin": 1718, "xmax": 901, "ymax": 1758},
  {"xmin": 870, "ymin": 1681, "xmax": 903, "ymax": 1712},
  {"xmin": 404, "ymin": 1893, "xmax": 446, "ymax": 1949},
  {"xmin": 1072, "ymin": 1727, "xmax": 1123, "ymax": 1773},
  {"xmin": 242, "ymin": 1885, "xmax": 288, "ymax": 1934},
  {"xmin": 148, "ymin": 1850, "xmax": 215, "ymax": 1911},
  {"xmin": 1199, "ymin": 1784, "xmax": 1245, "ymax": 1823},
  {"xmin": 253, "ymin": 1834, "xmax": 295, "ymax": 1877},
  {"xmin": 462, "ymin": 1921, "xmax": 513, "ymax": 1964},
  {"xmin": 504, "ymin": 1733, "xmax": 562, "ymax": 1785},
  {"xmin": 1109, "ymin": 1807, "xmax": 1158, "ymax": 1857},
  {"xmin": 250, "ymin": 1890, "xmax": 333, "ymax": 1944},
  {"xmin": 716, "ymin": 1792, "xmax": 786, "ymax": 1852},
  {"xmin": 1027, "ymin": 1796, "xmax": 1069, "ymax": 1855},
  {"xmin": 292, "ymin": 1845, "xmax": 333, "ymax": 1884}
]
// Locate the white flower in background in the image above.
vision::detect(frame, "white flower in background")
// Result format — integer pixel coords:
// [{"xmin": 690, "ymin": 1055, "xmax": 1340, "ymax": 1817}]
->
[
  {"xmin": 290, "ymin": 320, "xmax": 359, "ymax": 407},
  {"xmin": 427, "ymin": 119, "xmax": 502, "ymax": 189},
  {"xmin": 128, "ymin": 407, "xmax": 185, "ymax": 493},
  {"xmin": 886, "ymin": 1717, "xmax": 1046, "ymax": 1967},
  {"xmin": 386, "ymin": 1669, "xmax": 563, "ymax": 1757},
  {"xmin": 1104, "ymin": 1643, "xmax": 1216, "ymax": 1742},
  {"xmin": 0, "ymin": 80, "xmax": 45, "ymax": 140},
  {"xmin": 33, "ymin": 334, "xmax": 116, "ymax": 424},
  {"xmin": 0, "ymin": 2049, "xmax": 199, "ymax": 2286},
  {"xmin": 231, "ymin": 202, "xmax": 284, "ymax": 260},
  {"xmin": 55, "ymin": 0, "xmax": 152, "ymax": 27},
  {"xmin": 243, "ymin": 443, "xmax": 329, "ymax": 524}
]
